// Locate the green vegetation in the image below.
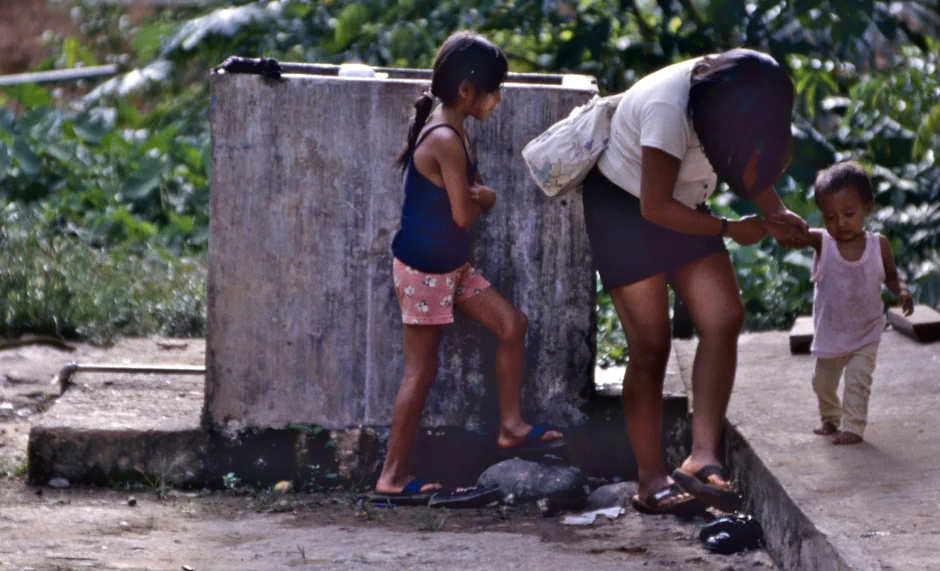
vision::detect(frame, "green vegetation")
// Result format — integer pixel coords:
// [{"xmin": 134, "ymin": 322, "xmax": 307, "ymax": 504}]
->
[{"xmin": 1, "ymin": 1, "xmax": 937, "ymax": 366}]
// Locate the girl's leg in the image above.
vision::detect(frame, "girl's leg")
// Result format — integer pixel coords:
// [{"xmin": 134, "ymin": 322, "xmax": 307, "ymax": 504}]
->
[
  {"xmin": 607, "ymin": 272, "xmax": 677, "ymax": 500},
  {"xmin": 668, "ymin": 251, "xmax": 745, "ymax": 480},
  {"xmin": 375, "ymin": 324, "xmax": 444, "ymax": 494},
  {"xmin": 456, "ymin": 288, "xmax": 563, "ymax": 447}
]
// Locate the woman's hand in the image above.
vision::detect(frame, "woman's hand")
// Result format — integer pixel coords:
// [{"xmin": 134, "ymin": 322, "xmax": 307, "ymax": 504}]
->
[
  {"xmin": 470, "ymin": 184, "xmax": 497, "ymax": 212},
  {"xmin": 762, "ymin": 220, "xmax": 811, "ymax": 249},
  {"xmin": 765, "ymin": 208, "xmax": 810, "ymax": 249},
  {"xmin": 726, "ymin": 215, "xmax": 768, "ymax": 246}
]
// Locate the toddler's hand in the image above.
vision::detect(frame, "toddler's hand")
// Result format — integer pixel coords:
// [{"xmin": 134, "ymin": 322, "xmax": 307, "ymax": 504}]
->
[
  {"xmin": 470, "ymin": 184, "xmax": 497, "ymax": 212},
  {"xmin": 899, "ymin": 289, "xmax": 914, "ymax": 316}
]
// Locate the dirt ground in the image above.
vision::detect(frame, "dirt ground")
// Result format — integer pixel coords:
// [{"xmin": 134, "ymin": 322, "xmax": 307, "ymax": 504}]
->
[
  {"xmin": 0, "ymin": 0, "xmax": 157, "ymax": 76},
  {"xmin": 0, "ymin": 337, "xmax": 778, "ymax": 570}
]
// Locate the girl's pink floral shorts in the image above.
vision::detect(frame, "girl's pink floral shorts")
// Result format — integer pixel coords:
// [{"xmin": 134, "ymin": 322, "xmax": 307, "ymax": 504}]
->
[{"xmin": 393, "ymin": 258, "xmax": 491, "ymax": 325}]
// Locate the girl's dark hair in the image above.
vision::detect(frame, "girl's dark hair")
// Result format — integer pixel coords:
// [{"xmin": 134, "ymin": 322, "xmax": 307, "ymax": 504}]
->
[
  {"xmin": 813, "ymin": 160, "xmax": 874, "ymax": 205},
  {"xmin": 395, "ymin": 31, "xmax": 508, "ymax": 172},
  {"xmin": 689, "ymin": 48, "xmax": 796, "ymax": 200}
]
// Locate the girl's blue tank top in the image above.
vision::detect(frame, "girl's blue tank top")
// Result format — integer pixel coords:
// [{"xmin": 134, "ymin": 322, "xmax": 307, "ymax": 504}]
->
[{"xmin": 391, "ymin": 124, "xmax": 477, "ymax": 274}]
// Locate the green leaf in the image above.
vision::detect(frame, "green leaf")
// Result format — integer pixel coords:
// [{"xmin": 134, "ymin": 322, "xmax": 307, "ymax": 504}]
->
[
  {"xmin": 168, "ymin": 212, "xmax": 195, "ymax": 234},
  {"xmin": 0, "ymin": 141, "xmax": 9, "ymax": 180},
  {"xmin": 123, "ymin": 161, "xmax": 165, "ymax": 201},
  {"xmin": 0, "ymin": 107, "xmax": 13, "ymax": 134},
  {"xmin": 71, "ymin": 113, "xmax": 109, "ymax": 144},
  {"xmin": 913, "ymin": 104, "xmax": 940, "ymax": 161},
  {"xmin": 12, "ymin": 136, "xmax": 40, "ymax": 176},
  {"xmin": 41, "ymin": 141, "xmax": 75, "ymax": 163},
  {"xmin": 1, "ymin": 84, "xmax": 52, "ymax": 108},
  {"xmin": 334, "ymin": 4, "xmax": 371, "ymax": 49}
]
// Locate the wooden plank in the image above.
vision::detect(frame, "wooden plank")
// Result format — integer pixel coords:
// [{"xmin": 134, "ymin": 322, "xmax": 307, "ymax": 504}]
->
[
  {"xmin": 789, "ymin": 316, "xmax": 814, "ymax": 354},
  {"xmin": 887, "ymin": 305, "xmax": 940, "ymax": 343}
]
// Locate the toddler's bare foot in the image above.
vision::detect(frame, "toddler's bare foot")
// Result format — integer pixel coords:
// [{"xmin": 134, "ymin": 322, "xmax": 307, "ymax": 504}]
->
[
  {"xmin": 832, "ymin": 431, "xmax": 863, "ymax": 445},
  {"xmin": 813, "ymin": 421, "xmax": 838, "ymax": 435}
]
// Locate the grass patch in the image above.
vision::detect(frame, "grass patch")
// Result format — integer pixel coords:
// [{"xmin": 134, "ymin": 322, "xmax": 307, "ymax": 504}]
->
[{"xmin": 0, "ymin": 212, "xmax": 206, "ymax": 344}]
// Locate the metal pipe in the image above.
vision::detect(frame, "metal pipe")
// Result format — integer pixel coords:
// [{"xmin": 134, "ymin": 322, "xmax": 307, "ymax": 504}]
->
[
  {"xmin": 53, "ymin": 362, "xmax": 205, "ymax": 390},
  {"xmin": 0, "ymin": 65, "xmax": 120, "ymax": 87},
  {"xmin": 275, "ymin": 62, "xmax": 572, "ymax": 85}
]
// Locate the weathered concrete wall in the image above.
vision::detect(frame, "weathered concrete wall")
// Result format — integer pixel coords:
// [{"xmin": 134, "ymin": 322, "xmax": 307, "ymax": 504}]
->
[{"xmin": 206, "ymin": 66, "xmax": 596, "ymax": 431}]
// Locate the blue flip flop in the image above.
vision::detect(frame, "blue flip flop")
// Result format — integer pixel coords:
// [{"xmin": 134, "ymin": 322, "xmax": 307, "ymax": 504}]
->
[
  {"xmin": 370, "ymin": 477, "xmax": 438, "ymax": 507},
  {"xmin": 498, "ymin": 424, "xmax": 567, "ymax": 459},
  {"xmin": 428, "ymin": 484, "xmax": 501, "ymax": 509}
]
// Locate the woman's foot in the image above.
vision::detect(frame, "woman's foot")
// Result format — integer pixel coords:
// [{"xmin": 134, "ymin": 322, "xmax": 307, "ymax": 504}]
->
[
  {"xmin": 673, "ymin": 459, "xmax": 741, "ymax": 513},
  {"xmin": 632, "ymin": 483, "xmax": 702, "ymax": 516},
  {"xmin": 676, "ymin": 459, "xmax": 734, "ymax": 492},
  {"xmin": 832, "ymin": 431, "xmax": 863, "ymax": 445},
  {"xmin": 813, "ymin": 421, "xmax": 838, "ymax": 435},
  {"xmin": 635, "ymin": 474, "xmax": 683, "ymax": 510}
]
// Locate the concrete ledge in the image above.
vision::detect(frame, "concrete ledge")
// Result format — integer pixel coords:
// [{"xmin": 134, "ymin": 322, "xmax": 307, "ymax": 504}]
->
[
  {"xmin": 27, "ymin": 375, "xmax": 210, "ymax": 486},
  {"xmin": 27, "ymin": 367, "xmax": 691, "ymax": 489},
  {"xmin": 725, "ymin": 423, "xmax": 853, "ymax": 571}
]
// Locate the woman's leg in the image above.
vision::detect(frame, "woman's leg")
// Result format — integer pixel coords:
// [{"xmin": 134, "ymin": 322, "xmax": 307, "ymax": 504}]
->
[
  {"xmin": 608, "ymin": 273, "xmax": 679, "ymax": 500},
  {"xmin": 375, "ymin": 324, "xmax": 444, "ymax": 494},
  {"xmin": 456, "ymin": 288, "xmax": 563, "ymax": 447},
  {"xmin": 668, "ymin": 251, "xmax": 745, "ymax": 479}
]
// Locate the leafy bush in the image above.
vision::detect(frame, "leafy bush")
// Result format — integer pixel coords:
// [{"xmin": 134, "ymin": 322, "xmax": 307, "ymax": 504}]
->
[{"xmin": 0, "ymin": 0, "xmax": 937, "ymax": 355}]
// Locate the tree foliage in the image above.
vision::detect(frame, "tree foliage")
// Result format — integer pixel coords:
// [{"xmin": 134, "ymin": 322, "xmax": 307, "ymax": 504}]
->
[{"xmin": 0, "ymin": 0, "xmax": 937, "ymax": 343}]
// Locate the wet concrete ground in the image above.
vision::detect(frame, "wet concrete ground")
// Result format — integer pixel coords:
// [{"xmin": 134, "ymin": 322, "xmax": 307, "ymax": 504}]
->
[{"xmin": 1, "ymin": 338, "xmax": 774, "ymax": 570}]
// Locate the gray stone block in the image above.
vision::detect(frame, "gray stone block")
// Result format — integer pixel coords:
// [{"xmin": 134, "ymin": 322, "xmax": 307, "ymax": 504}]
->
[{"xmin": 477, "ymin": 458, "xmax": 587, "ymax": 503}]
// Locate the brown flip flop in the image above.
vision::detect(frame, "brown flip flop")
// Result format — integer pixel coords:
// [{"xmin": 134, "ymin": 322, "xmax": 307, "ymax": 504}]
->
[{"xmin": 671, "ymin": 466, "xmax": 742, "ymax": 513}]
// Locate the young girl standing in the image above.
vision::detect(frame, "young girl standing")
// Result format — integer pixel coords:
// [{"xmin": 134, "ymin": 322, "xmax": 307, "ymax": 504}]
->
[
  {"xmin": 806, "ymin": 161, "xmax": 914, "ymax": 445},
  {"xmin": 373, "ymin": 31, "xmax": 565, "ymax": 505}
]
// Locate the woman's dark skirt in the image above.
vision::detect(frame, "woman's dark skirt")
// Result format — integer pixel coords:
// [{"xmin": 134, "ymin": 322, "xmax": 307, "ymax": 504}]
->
[{"xmin": 582, "ymin": 169, "xmax": 727, "ymax": 291}]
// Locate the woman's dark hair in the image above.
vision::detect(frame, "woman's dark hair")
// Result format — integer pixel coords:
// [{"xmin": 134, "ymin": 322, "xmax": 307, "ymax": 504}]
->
[
  {"xmin": 395, "ymin": 31, "xmax": 508, "ymax": 172},
  {"xmin": 813, "ymin": 160, "xmax": 874, "ymax": 206},
  {"xmin": 688, "ymin": 48, "xmax": 796, "ymax": 200}
]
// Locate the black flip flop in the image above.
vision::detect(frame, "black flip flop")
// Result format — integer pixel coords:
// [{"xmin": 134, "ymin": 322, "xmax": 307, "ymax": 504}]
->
[
  {"xmin": 630, "ymin": 484, "xmax": 705, "ymax": 516},
  {"xmin": 671, "ymin": 466, "xmax": 742, "ymax": 513},
  {"xmin": 370, "ymin": 477, "xmax": 438, "ymax": 507},
  {"xmin": 498, "ymin": 424, "xmax": 566, "ymax": 459},
  {"xmin": 428, "ymin": 484, "xmax": 501, "ymax": 509}
]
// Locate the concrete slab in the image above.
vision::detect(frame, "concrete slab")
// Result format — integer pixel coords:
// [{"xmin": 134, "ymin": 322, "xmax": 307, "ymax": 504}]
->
[
  {"xmin": 789, "ymin": 315, "xmax": 814, "ymax": 354},
  {"xmin": 887, "ymin": 304, "xmax": 940, "ymax": 343},
  {"xmin": 28, "ymin": 369, "xmax": 208, "ymax": 487},
  {"xmin": 24, "ymin": 338, "xmax": 210, "ymax": 486},
  {"xmin": 675, "ymin": 330, "xmax": 940, "ymax": 571}
]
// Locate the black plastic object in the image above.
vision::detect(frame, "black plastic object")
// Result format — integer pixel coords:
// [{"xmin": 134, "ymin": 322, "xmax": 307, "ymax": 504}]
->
[
  {"xmin": 214, "ymin": 56, "xmax": 283, "ymax": 80},
  {"xmin": 699, "ymin": 513, "xmax": 763, "ymax": 554}
]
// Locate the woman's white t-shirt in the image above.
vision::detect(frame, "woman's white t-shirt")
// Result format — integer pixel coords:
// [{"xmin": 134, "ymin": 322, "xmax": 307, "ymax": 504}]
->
[{"xmin": 596, "ymin": 58, "xmax": 718, "ymax": 208}]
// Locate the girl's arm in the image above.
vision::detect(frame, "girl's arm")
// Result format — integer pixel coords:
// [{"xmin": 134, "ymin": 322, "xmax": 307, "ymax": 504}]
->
[
  {"xmin": 470, "ymin": 168, "xmax": 496, "ymax": 213},
  {"xmin": 424, "ymin": 129, "xmax": 482, "ymax": 228},
  {"xmin": 879, "ymin": 234, "xmax": 914, "ymax": 315},
  {"xmin": 639, "ymin": 146, "xmax": 767, "ymax": 245}
]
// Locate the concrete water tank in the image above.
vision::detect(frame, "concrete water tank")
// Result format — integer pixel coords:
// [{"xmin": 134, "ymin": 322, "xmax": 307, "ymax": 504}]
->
[{"xmin": 206, "ymin": 61, "xmax": 597, "ymax": 433}]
